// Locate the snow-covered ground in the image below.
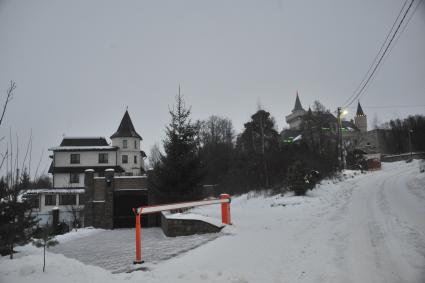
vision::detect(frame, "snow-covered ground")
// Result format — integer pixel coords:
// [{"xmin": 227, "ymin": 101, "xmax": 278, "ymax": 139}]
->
[
  {"xmin": 51, "ymin": 228, "xmax": 221, "ymax": 273},
  {"xmin": 1, "ymin": 160, "xmax": 424, "ymax": 283}
]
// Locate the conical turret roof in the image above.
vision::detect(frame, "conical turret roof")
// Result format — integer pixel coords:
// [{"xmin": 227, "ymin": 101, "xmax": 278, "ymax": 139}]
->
[
  {"xmin": 110, "ymin": 110, "xmax": 142, "ymax": 139},
  {"xmin": 356, "ymin": 101, "xmax": 365, "ymax": 116},
  {"xmin": 292, "ymin": 92, "xmax": 305, "ymax": 112}
]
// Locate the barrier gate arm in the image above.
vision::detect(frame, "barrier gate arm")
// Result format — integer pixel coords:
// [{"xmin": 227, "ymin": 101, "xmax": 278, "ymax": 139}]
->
[{"xmin": 133, "ymin": 193, "xmax": 231, "ymax": 264}]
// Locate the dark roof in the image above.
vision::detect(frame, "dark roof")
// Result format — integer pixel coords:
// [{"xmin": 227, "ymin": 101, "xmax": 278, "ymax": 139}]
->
[
  {"xmin": 342, "ymin": 120, "xmax": 359, "ymax": 131},
  {"xmin": 356, "ymin": 102, "xmax": 365, "ymax": 116},
  {"xmin": 60, "ymin": 137, "xmax": 108, "ymax": 146},
  {"xmin": 110, "ymin": 110, "xmax": 142, "ymax": 139},
  {"xmin": 48, "ymin": 164, "xmax": 125, "ymax": 174},
  {"xmin": 292, "ymin": 93, "xmax": 305, "ymax": 112},
  {"xmin": 281, "ymin": 129, "xmax": 302, "ymax": 140},
  {"xmin": 141, "ymin": 150, "xmax": 147, "ymax": 158}
]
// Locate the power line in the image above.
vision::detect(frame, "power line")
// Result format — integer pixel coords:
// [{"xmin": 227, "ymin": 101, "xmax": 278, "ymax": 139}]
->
[
  {"xmin": 347, "ymin": 104, "xmax": 425, "ymax": 109},
  {"xmin": 359, "ymin": 0, "xmax": 424, "ymax": 102},
  {"xmin": 390, "ymin": 0, "xmax": 424, "ymax": 55},
  {"xmin": 343, "ymin": 0, "xmax": 416, "ymax": 108},
  {"xmin": 342, "ymin": 0, "xmax": 409, "ymax": 107}
]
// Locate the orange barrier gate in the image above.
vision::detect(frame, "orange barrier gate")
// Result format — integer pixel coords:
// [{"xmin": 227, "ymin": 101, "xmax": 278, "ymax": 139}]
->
[{"xmin": 132, "ymin": 193, "xmax": 231, "ymax": 264}]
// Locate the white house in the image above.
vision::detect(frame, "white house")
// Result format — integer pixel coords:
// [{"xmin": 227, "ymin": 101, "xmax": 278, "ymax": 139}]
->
[{"xmin": 27, "ymin": 110, "xmax": 147, "ymax": 228}]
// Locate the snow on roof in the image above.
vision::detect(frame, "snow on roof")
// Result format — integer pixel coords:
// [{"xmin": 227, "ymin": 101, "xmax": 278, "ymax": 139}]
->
[
  {"xmin": 114, "ymin": 175, "xmax": 147, "ymax": 179},
  {"xmin": 292, "ymin": 134, "xmax": 302, "ymax": 141},
  {"xmin": 25, "ymin": 188, "xmax": 85, "ymax": 194},
  {"xmin": 49, "ymin": 146, "xmax": 118, "ymax": 151},
  {"xmin": 63, "ymin": 136, "xmax": 106, "ymax": 139}
]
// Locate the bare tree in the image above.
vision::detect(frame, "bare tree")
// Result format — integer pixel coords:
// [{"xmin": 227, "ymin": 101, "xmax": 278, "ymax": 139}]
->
[
  {"xmin": 0, "ymin": 81, "xmax": 16, "ymax": 127},
  {"xmin": 148, "ymin": 143, "xmax": 162, "ymax": 168},
  {"xmin": 68, "ymin": 204, "xmax": 82, "ymax": 231}
]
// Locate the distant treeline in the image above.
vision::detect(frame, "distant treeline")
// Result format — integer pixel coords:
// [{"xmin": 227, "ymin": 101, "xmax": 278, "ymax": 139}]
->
[{"xmin": 148, "ymin": 95, "xmax": 339, "ymax": 202}]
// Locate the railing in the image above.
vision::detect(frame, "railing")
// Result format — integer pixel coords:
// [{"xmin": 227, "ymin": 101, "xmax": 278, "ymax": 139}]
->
[{"xmin": 132, "ymin": 194, "xmax": 231, "ymax": 264}]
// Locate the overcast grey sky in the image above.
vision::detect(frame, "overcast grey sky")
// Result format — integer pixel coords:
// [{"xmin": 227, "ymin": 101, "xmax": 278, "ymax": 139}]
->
[{"xmin": 0, "ymin": 0, "xmax": 424, "ymax": 176}]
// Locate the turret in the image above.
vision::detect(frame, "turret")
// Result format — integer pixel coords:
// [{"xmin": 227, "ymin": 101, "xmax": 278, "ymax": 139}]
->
[
  {"xmin": 285, "ymin": 92, "xmax": 306, "ymax": 130},
  {"xmin": 354, "ymin": 102, "xmax": 367, "ymax": 133},
  {"xmin": 110, "ymin": 110, "xmax": 145, "ymax": 175}
]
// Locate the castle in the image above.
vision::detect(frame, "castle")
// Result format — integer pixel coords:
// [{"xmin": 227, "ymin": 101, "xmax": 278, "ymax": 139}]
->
[{"xmin": 282, "ymin": 92, "xmax": 390, "ymax": 156}]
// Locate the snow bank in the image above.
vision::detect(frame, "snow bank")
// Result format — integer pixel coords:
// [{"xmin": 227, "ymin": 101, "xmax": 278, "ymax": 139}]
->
[{"xmin": 2, "ymin": 160, "xmax": 424, "ymax": 282}]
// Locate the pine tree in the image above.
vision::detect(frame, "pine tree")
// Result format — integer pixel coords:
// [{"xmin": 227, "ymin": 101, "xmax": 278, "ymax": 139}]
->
[
  {"xmin": 0, "ymin": 176, "xmax": 38, "ymax": 258},
  {"xmin": 149, "ymin": 89, "xmax": 203, "ymax": 203},
  {"xmin": 236, "ymin": 110, "xmax": 280, "ymax": 189}
]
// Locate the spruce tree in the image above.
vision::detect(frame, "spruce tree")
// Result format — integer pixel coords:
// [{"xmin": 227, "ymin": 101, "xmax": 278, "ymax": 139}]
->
[
  {"xmin": 0, "ymin": 176, "xmax": 38, "ymax": 258},
  {"xmin": 149, "ymin": 90, "xmax": 203, "ymax": 203}
]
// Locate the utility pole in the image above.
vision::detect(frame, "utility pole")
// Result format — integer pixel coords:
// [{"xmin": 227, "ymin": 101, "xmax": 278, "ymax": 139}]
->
[{"xmin": 337, "ymin": 107, "xmax": 342, "ymax": 170}]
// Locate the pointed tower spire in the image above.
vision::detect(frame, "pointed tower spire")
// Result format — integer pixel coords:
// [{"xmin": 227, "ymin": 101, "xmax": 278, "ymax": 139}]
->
[
  {"xmin": 110, "ymin": 110, "xmax": 142, "ymax": 139},
  {"xmin": 292, "ymin": 91, "xmax": 305, "ymax": 112},
  {"xmin": 356, "ymin": 101, "xmax": 365, "ymax": 116}
]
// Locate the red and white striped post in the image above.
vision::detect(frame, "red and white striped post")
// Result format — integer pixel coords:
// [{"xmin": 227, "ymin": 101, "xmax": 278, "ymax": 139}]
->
[
  {"xmin": 220, "ymin": 194, "xmax": 231, "ymax": 224},
  {"xmin": 133, "ymin": 194, "xmax": 231, "ymax": 264},
  {"xmin": 133, "ymin": 208, "xmax": 144, "ymax": 264}
]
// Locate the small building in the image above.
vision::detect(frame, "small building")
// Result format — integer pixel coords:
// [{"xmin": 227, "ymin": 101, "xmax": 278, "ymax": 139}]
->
[{"xmin": 28, "ymin": 110, "xmax": 149, "ymax": 229}]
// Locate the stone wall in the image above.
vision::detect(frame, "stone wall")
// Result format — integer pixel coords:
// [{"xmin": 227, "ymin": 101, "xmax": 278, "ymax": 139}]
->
[
  {"xmin": 161, "ymin": 212, "xmax": 223, "ymax": 237},
  {"xmin": 84, "ymin": 169, "xmax": 149, "ymax": 229}
]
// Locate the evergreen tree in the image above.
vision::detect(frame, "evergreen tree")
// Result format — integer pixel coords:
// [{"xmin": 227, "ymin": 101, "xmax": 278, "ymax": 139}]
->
[
  {"xmin": 149, "ymin": 90, "xmax": 203, "ymax": 203},
  {"xmin": 197, "ymin": 116, "xmax": 235, "ymax": 188},
  {"xmin": 234, "ymin": 109, "xmax": 280, "ymax": 190},
  {"xmin": 0, "ymin": 176, "xmax": 38, "ymax": 258}
]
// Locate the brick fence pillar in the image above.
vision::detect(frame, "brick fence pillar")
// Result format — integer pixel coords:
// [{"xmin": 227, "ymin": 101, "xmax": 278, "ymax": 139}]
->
[{"xmin": 84, "ymin": 169, "xmax": 95, "ymax": 227}]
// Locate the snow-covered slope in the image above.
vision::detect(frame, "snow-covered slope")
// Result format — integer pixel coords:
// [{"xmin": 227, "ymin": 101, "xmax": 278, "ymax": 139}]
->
[{"xmin": 1, "ymin": 161, "xmax": 424, "ymax": 283}]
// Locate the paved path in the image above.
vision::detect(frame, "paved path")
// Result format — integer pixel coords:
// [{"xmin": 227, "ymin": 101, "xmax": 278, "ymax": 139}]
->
[{"xmin": 51, "ymin": 228, "xmax": 220, "ymax": 273}]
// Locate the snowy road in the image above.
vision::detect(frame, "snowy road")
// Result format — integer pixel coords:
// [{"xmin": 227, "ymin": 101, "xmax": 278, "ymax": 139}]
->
[
  {"xmin": 138, "ymin": 161, "xmax": 425, "ymax": 282},
  {"xmin": 1, "ymin": 161, "xmax": 424, "ymax": 283}
]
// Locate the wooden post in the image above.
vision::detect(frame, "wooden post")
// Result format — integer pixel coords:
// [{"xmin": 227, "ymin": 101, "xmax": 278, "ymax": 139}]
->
[
  {"xmin": 220, "ymin": 194, "xmax": 231, "ymax": 224},
  {"xmin": 133, "ymin": 209, "xmax": 143, "ymax": 264}
]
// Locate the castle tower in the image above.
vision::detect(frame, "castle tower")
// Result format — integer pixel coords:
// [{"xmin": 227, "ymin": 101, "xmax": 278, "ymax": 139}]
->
[
  {"xmin": 285, "ymin": 92, "xmax": 306, "ymax": 130},
  {"xmin": 110, "ymin": 110, "xmax": 145, "ymax": 175},
  {"xmin": 354, "ymin": 101, "xmax": 367, "ymax": 133}
]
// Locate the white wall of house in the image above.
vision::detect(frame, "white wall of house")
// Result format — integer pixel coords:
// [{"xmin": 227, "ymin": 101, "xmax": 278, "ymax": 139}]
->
[
  {"xmin": 54, "ymin": 151, "xmax": 118, "ymax": 167},
  {"xmin": 112, "ymin": 137, "xmax": 145, "ymax": 174},
  {"xmin": 53, "ymin": 173, "xmax": 85, "ymax": 187},
  {"xmin": 33, "ymin": 193, "xmax": 85, "ymax": 228}
]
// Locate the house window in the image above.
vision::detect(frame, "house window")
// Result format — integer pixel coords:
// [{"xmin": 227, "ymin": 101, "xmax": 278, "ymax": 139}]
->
[
  {"xmin": 26, "ymin": 195, "xmax": 39, "ymax": 209},
  {"xmin": 98, "ymin": 153, "xmax": 108, "ymax": 164},
  {"xmin": 134, "ymin": 155, "xmax": 137, "ymax": 164},
  {"xmin": 45, "ymin": 195, "xmax": 56, "ymax": 206},
  {"xmin": 123, "ymin": 140, "xmax": 128, "ymax": 149},
  {"xmin": 70, "ymin": 154, "xmax": 80, "ymax": 164},
  {"xmin": 134, "ymin": 140, "xmax": 137, "ymax": 149},
  {"xmin": 70, "ymin": 173, "xmax": 80, "ymax": 184},
  {"xmin": 59, "ymin": 194, "xmax": 76, "ymax": 205},
  {"xmin": 122, "ymin": 155, "xmax": 128, "ymax": 164},
  {"xmin": 78, "ymin": 194, "xmax": 85, "ymax": 205}
]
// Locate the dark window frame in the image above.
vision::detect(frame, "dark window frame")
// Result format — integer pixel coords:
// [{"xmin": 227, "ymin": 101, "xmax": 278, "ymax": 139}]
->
[
  {"xmin": 70, "ymin": 154, "xmax": 80, "ymax": 164},
  {"xmin": 122, "ymin": 155, "xmax": 128, "ymax": 164},
  {"xmin": 98, "ymin": 153, "xmax": 108, "ymax": 164},
  {"xmin": 134, "ymin": 140, "xmax": 137, "ymax": 149},
  {"xmin": 59, "ymin": 194, "xmax": 76, "ymax": 205},
  {"xmin": 45, "ymin": 194, "xmax": 56, "ymax": 206},
  {"xmin": 123, "ymin": 140, "xmax": 128, "ymax": 149},
  {"xmin": 134, "ymin": 155, "xmax": 137, "ymax": 164},
  {"xmin": 70, "ymin": 173, "xmax": 80, "ymax": 184}
]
